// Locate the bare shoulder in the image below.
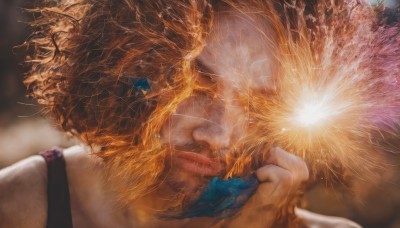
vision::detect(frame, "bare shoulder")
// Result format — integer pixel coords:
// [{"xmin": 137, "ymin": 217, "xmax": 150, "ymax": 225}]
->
[
  {"xmin": 296, "ymin": 208, "xmax": 362, "ymax": 228},
  {"xmin": 63, "ymin": 144, "xmax": 105, "ymax": 186},
  {"xmin": 63, "ymin": 146, "xmax": 128, "ymax": 227},
  {"xmin": 0, "ymin": 145, "xmax": 101, "ymax": 227},
  {"xmin": 63, "ymin": 144, "xmax": 102, "ymax": 168},
  {"xmin": 0, "ymin": 154, "xmax": 47, "ymax": 227}
]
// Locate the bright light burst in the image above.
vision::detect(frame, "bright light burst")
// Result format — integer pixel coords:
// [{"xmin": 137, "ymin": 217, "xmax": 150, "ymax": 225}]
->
[{"xmin": 293, "ymin": 99, "xmax": 331, "ymax": 127}]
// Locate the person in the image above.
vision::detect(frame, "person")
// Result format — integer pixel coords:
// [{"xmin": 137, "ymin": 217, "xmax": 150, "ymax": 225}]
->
[{"xmin": 3, "ymin": 0, "xmax": 398, "ymax": 226}]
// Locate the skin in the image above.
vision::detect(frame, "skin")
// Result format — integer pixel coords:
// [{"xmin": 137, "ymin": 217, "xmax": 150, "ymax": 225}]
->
[{"xmin": 0, "ymin": 7, "xmax": 361, "ymax": 228}]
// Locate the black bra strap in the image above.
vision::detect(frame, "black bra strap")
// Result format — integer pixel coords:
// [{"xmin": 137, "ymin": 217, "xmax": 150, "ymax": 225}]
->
[{"xmin": 40, "ymin": 148, "xmax": 73, "ymax": 228}]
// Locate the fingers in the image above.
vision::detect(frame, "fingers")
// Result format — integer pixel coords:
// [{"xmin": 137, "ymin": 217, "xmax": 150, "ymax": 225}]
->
[
  {"xmin": 255, "ymin": 164, "xmax": 293, "ymax": 198},
  {"xmin": 255, "ymin": 164, "xmax": 292, "ymax": 185},
  {"xmin": 254, "ymin": 146, "xmax": 309, "ymax": 200},
  {"xmin": 265, "ymin": 147, "xmax": 309, "ymax": 184},
  {"xmin": 236, "ymin": 147, "xmax": 309, "ymax": 222},
  {"xmin": 253, "ymin": 163, "xmax": 302, "ymax": 209}
]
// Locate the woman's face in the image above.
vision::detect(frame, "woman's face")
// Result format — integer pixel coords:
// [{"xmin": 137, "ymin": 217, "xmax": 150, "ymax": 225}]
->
[{"xmin": 160, "ymin": 10, "xmax": 276, "ymax": 194}]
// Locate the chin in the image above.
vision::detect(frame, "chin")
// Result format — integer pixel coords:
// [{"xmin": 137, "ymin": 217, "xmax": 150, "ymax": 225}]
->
[{"xmin": 165, "ymin": 168, "xmax": 210, "ymax": 196}]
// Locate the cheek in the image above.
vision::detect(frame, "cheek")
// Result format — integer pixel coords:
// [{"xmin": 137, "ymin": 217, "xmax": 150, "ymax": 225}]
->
[
  {"xmin": 160, "ymin": 120, "xmax": 192, "ymax": 145},
  {"xmin": 160, "ymin": 96, "xmax": 214, "ymax": 143}
]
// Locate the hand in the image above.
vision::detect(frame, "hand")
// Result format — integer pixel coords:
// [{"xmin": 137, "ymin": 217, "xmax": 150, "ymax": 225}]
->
[{"xmin": 220, "ymin": 147, "xmax": 309, "ymax": 228}]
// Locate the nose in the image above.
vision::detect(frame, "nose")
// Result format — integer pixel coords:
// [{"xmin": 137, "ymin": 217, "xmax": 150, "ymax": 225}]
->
[
  {"xmin": 192, "ymin": 123, "xmax": 231, "ymax": 150},
  {"xmin": 192, "ymin": 102, "xmax": 243, "ymax": 152}
]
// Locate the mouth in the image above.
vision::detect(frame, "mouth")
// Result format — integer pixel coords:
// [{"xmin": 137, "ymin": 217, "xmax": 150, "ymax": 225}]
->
[{"xmin": 174, "ymin": 151, "xmax": 223, "ymax": 176}]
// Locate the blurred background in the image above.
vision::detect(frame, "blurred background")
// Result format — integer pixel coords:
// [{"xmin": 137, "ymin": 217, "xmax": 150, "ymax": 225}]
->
[
  {"xmin": 0, "ymin": 0, "xmax": 399, "ymax": 227},
  {"xmin": 0, "ymin": 0, "xmax": 77, "ymax": 168}
]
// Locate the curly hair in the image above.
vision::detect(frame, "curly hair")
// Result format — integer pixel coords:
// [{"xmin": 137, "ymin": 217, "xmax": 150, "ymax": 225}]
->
[{"xmin": 25, "ymin": 0, "xmax": 400, "ymax": 218}]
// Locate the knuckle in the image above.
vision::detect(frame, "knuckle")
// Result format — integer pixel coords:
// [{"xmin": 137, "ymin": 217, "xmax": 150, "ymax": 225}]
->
[
  {"xmin": 301, "ymin": 166, "xmax": 310, "ymax": 181},
  {"xmin": 292, "ymin": 157, "xmax": 309, "ymax": 182},
  {"xmin": 278, "ymin": 170, "xmax": 294, "ymax": 188},
  {"xmin": 296, "ymin": 160, "xmax": 309, "ymax": 182}
]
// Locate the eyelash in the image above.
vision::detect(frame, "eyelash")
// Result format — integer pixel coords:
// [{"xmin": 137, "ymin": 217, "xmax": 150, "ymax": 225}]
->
[
  {"xmin": 194, "ymin": 60, "xmax": 217, "ymax": 84},
  {"xmin": 199, "ymin": 72, "xmax": 217, "ymax": 83}
]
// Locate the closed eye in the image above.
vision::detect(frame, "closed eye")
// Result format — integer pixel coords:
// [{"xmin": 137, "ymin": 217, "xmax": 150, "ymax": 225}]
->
[{"xmin": 194, "ymin": 59, "xmax": 218, "ymax": 85}]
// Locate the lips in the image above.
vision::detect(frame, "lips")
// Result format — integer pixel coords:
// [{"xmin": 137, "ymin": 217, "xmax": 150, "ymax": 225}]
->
[{"xmin": 174, "ymin": 151, "xmax": 223, "ymax": 176}]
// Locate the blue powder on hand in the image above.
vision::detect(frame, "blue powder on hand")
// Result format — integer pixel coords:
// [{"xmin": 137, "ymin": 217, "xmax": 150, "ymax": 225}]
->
[{"xmin": 164, "ymin": 174, "xmax": 259, "ymax": 219}]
